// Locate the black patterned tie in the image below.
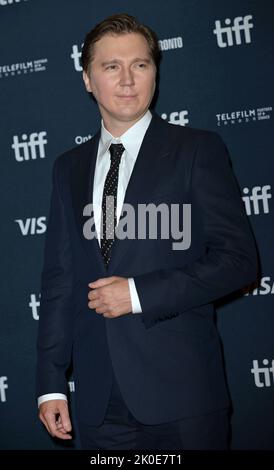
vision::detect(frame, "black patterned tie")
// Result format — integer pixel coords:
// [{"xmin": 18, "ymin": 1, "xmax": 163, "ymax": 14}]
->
[{"xmin": 101, "ymin": 143, "xmax": 125, "ymax": 267}]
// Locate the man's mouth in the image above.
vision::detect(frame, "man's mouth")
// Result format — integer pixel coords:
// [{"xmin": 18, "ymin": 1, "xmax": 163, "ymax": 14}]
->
[{"xmin": 116, "ymin": 95, "xmax": 137, "ymax": 99}]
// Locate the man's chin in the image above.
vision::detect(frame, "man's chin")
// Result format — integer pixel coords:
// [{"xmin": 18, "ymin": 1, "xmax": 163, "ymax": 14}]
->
[{"xmin": 113, "ymin": 110, "xmax": 145, "ymax": 123}]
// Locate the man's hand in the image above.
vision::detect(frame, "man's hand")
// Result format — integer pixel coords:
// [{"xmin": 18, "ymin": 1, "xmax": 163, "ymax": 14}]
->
[
  {"xmin": 88, "ymin": 276, "xmax": 132, "ymax": 318},
  {"xmin": 39, "ymin": 400, "xmax": 72, "ymax": 440}
]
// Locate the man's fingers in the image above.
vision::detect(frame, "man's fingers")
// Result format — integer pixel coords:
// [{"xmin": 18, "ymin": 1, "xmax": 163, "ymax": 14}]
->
[
  {"xmin": 88, "ymin": 299, "xmax": 101, "ymax": 309},
  {"xmin": 89, "ymin": 276, "xmax": 117, "ymax": 288},
  {"xmin": 87, "ymin": 276, "xmax": 130, "ymax": 318},
  {"xmin": 45, "ymin": 412, "xmax": 70, "ymax": 439},
  {"xmin": 39, "ymin": 400, "xmax": 72, "ymax": 440},
  {"xmin": 41, "ymin": 412, "xmax": 58, "ymax": 437},
  {"xmin": 89, "ymin": 302, "xmax": 108, "ymax": 314},
  {"xmin": 58, "ymin": 407, "xmax": 72, "ymax": 432},
  {"xmin": 95, "ymin": 305, "xmax": 109, "ymax": 314},
  {"xmin": 56, "ymin": 422, "xmax": 70, "ymax": 434},
  {"xmin": 44, "ymin": 411, "xmax": 61, "ymax": 437},
  {"xmin": 88, "ymin": 290, "xmax": 99, "ymax": 301}
]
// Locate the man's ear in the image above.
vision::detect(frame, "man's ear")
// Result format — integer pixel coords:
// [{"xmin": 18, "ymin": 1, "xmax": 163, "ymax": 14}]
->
[{"xmin": 83, "ymin": 71, "xmax": 92, "ymax": 93}]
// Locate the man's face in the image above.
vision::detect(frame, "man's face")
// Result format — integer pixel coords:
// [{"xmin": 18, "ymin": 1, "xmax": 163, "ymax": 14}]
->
[{"xmin": 83, "ymin": 32, "xmax": 156, "ymax": 133}]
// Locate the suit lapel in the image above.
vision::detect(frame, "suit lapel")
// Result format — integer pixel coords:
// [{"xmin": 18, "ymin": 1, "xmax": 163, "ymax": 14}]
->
[
  {"xmin": 71, "ymin": 131, "xmax": 107, "ymax": 274},
  {"xmin": 108, "ymin": 114, "xmax": 171, "ymax": 273}
]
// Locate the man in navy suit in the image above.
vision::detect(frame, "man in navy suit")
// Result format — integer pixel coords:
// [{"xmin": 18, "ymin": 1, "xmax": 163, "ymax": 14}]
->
[{"xmin": 36, "ymin": 13, "xmax": 257, "ymax": 449}]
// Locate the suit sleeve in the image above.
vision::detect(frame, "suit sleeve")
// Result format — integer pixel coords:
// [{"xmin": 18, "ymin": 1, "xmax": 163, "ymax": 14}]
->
[
  {"xmin": 36, "ymin": 156, "xmax": 74, "ymax": 397},
  {"xmin": 134, "ymin": 132, "xmax": 258, "ymax": 329}
]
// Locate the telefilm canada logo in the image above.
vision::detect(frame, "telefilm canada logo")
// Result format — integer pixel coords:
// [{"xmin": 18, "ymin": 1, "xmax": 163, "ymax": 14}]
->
[
  {"xmin": 0, "ymin": 58, "xmax": 48, "ymax": 78},
  {"xmin": 216, "ymin": 107, "xmax": 272, "ymax": 126}
]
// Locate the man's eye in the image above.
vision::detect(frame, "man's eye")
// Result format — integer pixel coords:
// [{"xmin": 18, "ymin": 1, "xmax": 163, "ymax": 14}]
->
[
  {"xmin": 106, "ymin": 65, "xmax": 118, "ymax": 70},
  {"xmin": 137, "ymin": 63, "xmax": 147, "ymax": 68}
]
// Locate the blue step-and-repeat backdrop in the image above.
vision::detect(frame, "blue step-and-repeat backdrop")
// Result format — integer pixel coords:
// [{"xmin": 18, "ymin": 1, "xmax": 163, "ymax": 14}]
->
[{"xmin": 0, "ymin": 0, "xmax": 273, "ymax": 450}]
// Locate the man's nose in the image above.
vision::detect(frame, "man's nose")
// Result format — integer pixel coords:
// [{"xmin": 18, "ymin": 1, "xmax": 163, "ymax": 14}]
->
[{"xmin": 120, "ymin": 67, "xmax": 134, "ymax": 86}]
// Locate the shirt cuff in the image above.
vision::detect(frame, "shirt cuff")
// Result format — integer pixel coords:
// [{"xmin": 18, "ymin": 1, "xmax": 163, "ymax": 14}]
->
[
  {"xmin": 38, "ymin": 393, "xmax": 67, "ymax": 408},
  {"xmin": 128, "ymin": 278, "xmax": 142, "ymax": 314}
]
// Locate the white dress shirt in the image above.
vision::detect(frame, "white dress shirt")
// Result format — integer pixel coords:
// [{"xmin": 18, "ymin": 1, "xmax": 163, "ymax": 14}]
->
[{"xmin": 38, "ymin": 110, "xmax": 152, "ymax": 407}]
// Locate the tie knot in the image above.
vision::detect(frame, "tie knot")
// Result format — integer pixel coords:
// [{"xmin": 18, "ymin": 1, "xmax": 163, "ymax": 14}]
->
[{"xmin": 109, "ymin": 143, "xmax": 125, "ymax": 164}]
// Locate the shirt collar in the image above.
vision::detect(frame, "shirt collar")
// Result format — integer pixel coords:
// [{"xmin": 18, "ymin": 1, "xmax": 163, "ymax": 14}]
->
[{"xmin": 99, "ymin": 110, "xmax": 152, "ymax": 159}]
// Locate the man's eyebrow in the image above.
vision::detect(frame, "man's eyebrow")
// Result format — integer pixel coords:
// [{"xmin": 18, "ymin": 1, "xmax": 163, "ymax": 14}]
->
[
  {"xmin": 101, "ymin": 57, "xmax": 152, "ymax": 66},
  {"xmin": 131, "ymin": 58, "xmax": 152, "ymax": 63},
  {"xmin": 101, "ymin": 59, "xmax": 120, "ymax": 66}
]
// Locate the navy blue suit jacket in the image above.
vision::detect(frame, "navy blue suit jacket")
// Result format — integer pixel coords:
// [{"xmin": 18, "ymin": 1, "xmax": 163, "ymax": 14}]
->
[{"xmin": 36, "ymin": 113, "xmax": 257, "ymax": 426}]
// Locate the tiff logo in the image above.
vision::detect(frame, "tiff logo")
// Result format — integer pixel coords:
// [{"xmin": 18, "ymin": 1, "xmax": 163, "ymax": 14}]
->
[
  {"xmin": 11, "ymin": 131, "xmax": 47, "ymax": 162},
  {"xmin": 213, "ymin": 15, "xmax": 253, "ymax": 48},
  {"xmin": 161, "ymin": 111, "xmax": 189, "ymax": 126},
  {"xmin": 68, "ymin": 381, "xmax": 75, "ymax": 392},
  {"xmin": 242, "ymin": 185, "xmax": 271, "ymax": 215},
  {"xmin": 71, "ymin": 44, "xmax": 82, "ymax": 72},
  {"xmin": 29, "ymin": 293, "xmax": 40, "ymax": 320},
  {"xmin": 0, "ymin": 377, "xmax": 8, "ymax": 402},
  {"xmin": 251, "ymin": 359, "xmax": 274, "ymax": 388},
  {"xmin": 15, "ymin": 216, "xmax": 47, "ymax": 236}
]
